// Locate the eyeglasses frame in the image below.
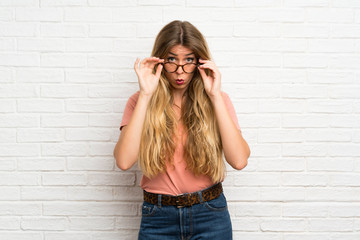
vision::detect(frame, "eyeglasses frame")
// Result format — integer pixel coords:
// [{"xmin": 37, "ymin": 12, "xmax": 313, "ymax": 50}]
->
[{"xmin": 160, "ymin": 58, "xmax": 203, "ymax": 74}]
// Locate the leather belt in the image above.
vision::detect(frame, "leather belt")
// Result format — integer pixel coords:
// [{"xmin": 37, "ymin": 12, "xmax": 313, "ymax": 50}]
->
[{"xmin": 143, "ymin": 182, "xmax": 223, "ymax": 208}]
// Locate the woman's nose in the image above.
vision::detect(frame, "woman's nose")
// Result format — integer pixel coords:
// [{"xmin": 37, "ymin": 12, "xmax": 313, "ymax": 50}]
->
[{"xmin": 176, "ymin": 64, "xmax": 184, "ymax": 74}]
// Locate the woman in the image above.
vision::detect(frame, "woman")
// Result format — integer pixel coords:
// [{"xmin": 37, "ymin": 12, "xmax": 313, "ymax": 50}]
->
[{"xmin": 113, "ymin": 20, "xmax": 250, "ymax": 240}]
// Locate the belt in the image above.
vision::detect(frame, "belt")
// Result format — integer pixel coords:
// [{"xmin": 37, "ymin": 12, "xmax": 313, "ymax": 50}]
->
[{"xmin": 143, "ymin": 182, "xmax": 223, "ymax": 208}]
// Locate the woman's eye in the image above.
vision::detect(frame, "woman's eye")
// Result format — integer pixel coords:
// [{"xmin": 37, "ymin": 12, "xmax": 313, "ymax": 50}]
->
[
  {"xmin": 167, "ymin": 57, "xmax": 175, "ymax": 62},
  {"xmin": 186, "ymin": 58, "xmax": 194, "ymax": 63}
]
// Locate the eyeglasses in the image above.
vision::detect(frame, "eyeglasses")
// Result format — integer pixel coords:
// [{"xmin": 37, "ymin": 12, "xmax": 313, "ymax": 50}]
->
[{"xmin": 161, "ymin": 61, "xmax": 200, "ymax": 73}]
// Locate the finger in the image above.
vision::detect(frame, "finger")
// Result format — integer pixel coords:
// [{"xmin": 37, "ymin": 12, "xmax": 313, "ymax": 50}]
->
[
  {"xmin": 134, "ymin": 57, "xmax": 140, "ymax": 74},
  {"xmin": 199, "ymin": 58, "xmax": 211, "ymax": 64},
  {"xmin": 155, "ymin": 63, "xmax": 163, "ymax": 79},
  {"xmin": 141, "ymin": 57, "xmax": 163, "ymax": 69},
  {"xmin": 198, "ymin": 66, "xmax": 207, "ymax": 80},
  {"xmin": 199, "ymin": 63, "xmax": 215, "ymax": 72}
]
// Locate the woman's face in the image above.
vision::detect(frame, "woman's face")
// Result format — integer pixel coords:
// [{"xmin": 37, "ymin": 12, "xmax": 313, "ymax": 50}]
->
[{"xmin": 163, "ymin": 44, "xmax": 197, "ymax": 93}]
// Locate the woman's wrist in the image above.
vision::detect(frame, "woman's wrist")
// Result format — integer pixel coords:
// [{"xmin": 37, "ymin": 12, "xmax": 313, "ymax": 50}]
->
[{"xmin": 139, "ymin": 91, "xmax": 153, "ymax": 102}]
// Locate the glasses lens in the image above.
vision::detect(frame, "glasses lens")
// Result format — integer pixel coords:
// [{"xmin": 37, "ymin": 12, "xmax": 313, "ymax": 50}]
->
[
  {"xmin": 164, "ymin": 63, "xmax": 177, "ymax": 73},
  {"xmin": 183, "ymin": 63, "xmax": 196, "ymax": 73}
]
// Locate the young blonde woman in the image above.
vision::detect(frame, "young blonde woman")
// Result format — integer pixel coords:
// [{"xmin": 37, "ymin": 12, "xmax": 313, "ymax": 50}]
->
[{"xmin": 113, "ymin": 20, "xmax": 250, "ymax": 240}]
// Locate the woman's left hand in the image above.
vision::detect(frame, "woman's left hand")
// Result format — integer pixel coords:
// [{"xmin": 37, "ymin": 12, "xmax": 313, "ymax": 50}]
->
[{"xmin": 197, "ymin": 59, "xmax": 221, "ymax": 99}]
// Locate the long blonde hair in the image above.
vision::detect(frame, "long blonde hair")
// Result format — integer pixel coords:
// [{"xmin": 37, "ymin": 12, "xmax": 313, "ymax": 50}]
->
[{"xmin": 138, "ymin": 20, "xmax": 225, "ymax": 183}]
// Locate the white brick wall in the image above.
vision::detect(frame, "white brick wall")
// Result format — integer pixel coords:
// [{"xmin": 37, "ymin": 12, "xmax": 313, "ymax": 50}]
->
[{"xmin": 0, "ymin": 0, "xmax": 359, "ymax": 239}]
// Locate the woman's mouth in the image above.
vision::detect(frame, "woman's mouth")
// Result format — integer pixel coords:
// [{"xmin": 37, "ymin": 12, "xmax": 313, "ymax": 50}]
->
[{"xmin": 176, "ymin": 79, "xmax": 184, "ymax": 85}]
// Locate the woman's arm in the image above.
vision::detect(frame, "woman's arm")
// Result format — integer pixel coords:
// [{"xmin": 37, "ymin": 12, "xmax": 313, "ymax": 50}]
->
[
  {"xmin": 210, "ymin": 93, "xmax": 250, "ymax": 170},
  {"xmin": 113, "ymin": 93, "xmax": 152, "ymax": 170},
  {"xmin": 113, "ymin": 57, "xmax": 164, "ymax": 170}
]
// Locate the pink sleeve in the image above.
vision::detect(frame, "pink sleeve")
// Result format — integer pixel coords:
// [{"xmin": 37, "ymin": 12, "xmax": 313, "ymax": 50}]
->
[
  {"xmin": 119, "ymin": 91, "xmax": 140, "ymax": 131},
  {"xmin": 221, "ymin": 91, "xmax": 241, "ymax": 132}
]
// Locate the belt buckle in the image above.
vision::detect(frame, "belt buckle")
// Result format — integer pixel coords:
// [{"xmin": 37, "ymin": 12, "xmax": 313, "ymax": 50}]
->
[
  {"xmin": 176, "ymin": 193, "xmax": 194, "ymax": 208},
  {"xmin": 175, "ymin": 193, "xmax": 186, "ymax": 208}
]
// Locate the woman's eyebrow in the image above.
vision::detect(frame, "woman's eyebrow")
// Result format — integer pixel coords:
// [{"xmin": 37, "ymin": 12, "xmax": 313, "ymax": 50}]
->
[{"xmin": 168, "ymin": 52, "xmax": 195, "ymax": 56}]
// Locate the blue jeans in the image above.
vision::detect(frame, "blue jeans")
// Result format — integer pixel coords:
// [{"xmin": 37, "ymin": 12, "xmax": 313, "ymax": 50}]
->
[{"xmin": 138, "ymin": 192, "xmax": 232, "ymax": 240}]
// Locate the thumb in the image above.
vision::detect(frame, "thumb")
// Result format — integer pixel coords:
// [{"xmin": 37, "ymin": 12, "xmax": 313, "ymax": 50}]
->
[
  {"xmin": 198, "ymin": 66, "xmax": 207, "ymax": 80},
  {"xmin": 155, "ymin": 63, "xmax": 163, "ymax": 79}
]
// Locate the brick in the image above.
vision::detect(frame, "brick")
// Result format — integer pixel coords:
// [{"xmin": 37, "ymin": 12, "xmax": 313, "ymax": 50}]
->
[
  {"xmin": 64, "ymin": 8, "xmax": 112, "ymax": 22},
  {"xmin": 304, "ymin": 129, "xmax": 352, "ymax": 142},
  {"xmin": 0, "ymin": 53, "xmax": 39, "ymax": 66},
  {"xmin": 41, "ymin": 0, "xmax": 87, "ymax": 6},
  {"xmin": 283, "ymin": 24, "xmax": 329, "ymax": 38},
  {"xmin": 0, "ymin": 144, "xmax": 39, "ymax": 157},
  {"xmin": 41, "ymin": 53, "xmax": 86, "ymax": 67},
  {"xmin": 88, "ymin": 84, "xmax": 138, "ymax": 98},
  {"xmin": 308, "ymin": 9, "xmax": 353, "ymax": 23},
  {"xmin": 257, "ymin": 158, "xmax": 305, "ymax": 171},
  {"xmin": 0, "ymin": 101, "xmax": 15, "ymax": 113},
  {"xmin": 258, "ymin": 129, "xmax": 304, "ymax": 143},
  {"xmin": 307, "ymin": 157, "xmax": 353, "ymax": 172},
  {"xmin": 16, "ymin": 69, "xmax": 64, "ymax": 83},
  {"xmin": 112, "ymin": 7, "xmax": 162, "ymax": 22},
  {"xmin": 0, "ymin": 217, "xmax": 19, "ymax": 230},
  {"xmin": 43, "ymin": 202, "xmax": 138, "ymax": 216},
  {"xmin": 261, "ymin": 218, "xmax": 307, "ymax": 231},
  {"xmin": 88, "ymin": 172, "xmax": 135, "ymax": 186},
  {"xmin": 0, "ymin": 232, "xmax": 42, "ymax": 240},
  {"xmin": 66, "ymin": 70, "xmax": 112, "ymax": 83},
  {"xmin": 232, "ymin": 218, "xmax": 260, "ymax": 231},
  {"xmin": 0, "ymin": 23, "xmax": 37, "ymax": 37},
  {"xmin": 17, "ymin": 38, "xmax": 64, "ymax": 52},
  {"xmin": 306, "ymin": 187, "xmax": 360, "ymax": 201},
  {"xmin": 234, "ymin": 173, "xmax": 281, "ymax": 186},
  {"xmin": 0, "ymin": 69, "xmax": 13, "ymax": 83},
  {"xmin": 90, "ymin": 24, "xmax": 136, "ymax": 37},
  {"xmin": 65, "ymin": 100, "xmax": 113, "ymax": 112},
  {"xmin": 284, "ymin": 0, "xmax": 329, "ymax": 7},
  {"xmin": 234, "ymin": 23, "xmax": 281, "ymax": 37},
  {"xmin": 89, "ymin": 0, "xmax": 136, "ymax": 7},
  {"xmin": 0, "ymin": 38, "xmax": 15, "ymax": 50},
  {"xmin": 64, "ymin": 39, "xmax": 113, "ymax": 52},
  {"xmin": 261, "ymin": 187, "xmax": 305, "ymax": 201},
  {"xmin": 18, "ymin": 157, "xmax": 65, "ymax": 171},
  {"xmin": 69, "ymin": 217, "xmax": 114, "ymax": 230},
  {"xmin": 283, "ymin": 203, "xmax": 328, "ymax": 217},
  {"xmin": 259, "ymin": 100, "xmax": 304, "ymax": 113},
  {"xmin": 307, "ymin": 99, "xmax": 352, "ymax": 114},
  {"xmin": 0, "ymin": 202, "xmax": 41, "ymax": 215},
  {"xmin": 235, "ymin": 0, "xmax": 281, "ymax": 7},
  {"xmin": 17, "ymin": 99, "xmax": 63, "ymax": 113},
  {"xmin": 65, "ymin": 128, "xmax": 111, "ymax": 141},
  {"xmin": 0, "ymin": 0, "xmax": 38, "ymax": 6},
  {"xmin": 282, "ymin": 173, "xmax": 328, "ymax": 186},
  {"xmin": 42, "ymin": 173, "xmax": 87, "ymax": 186},
  {"xmin": 21, "ymin": 187, "xmax": 67, "ymax": 200},
  {"xmin": 41, "ymin": 23, "xmax": 87, "ymax": 37},
  {"xmin": 67, "ymin": 156, "xmax": 114, "ymax": 171},
  {"xmin": 0, "ymin": 187, "xmax": 20, "ymax": 200},
  {"xmin": 41, "ymin": 84, "xmax": 87, "ymax": 98},
  {"xmin": 16, "ymin": 7, "xmax": 62, "ymax": 21},
  {"xmin": 41, "ymin": 143, "xmax": 88, "ymax": 156},
  {"xmin": 21, "ymin": 217, "xmax": 67, "ymax": 230},
  {"xmin": 309, "ymin": 219, "xmax": 353, "ymax": 232},
  {"xmin": 67, "ymin": 187, "xmax": 113, "ymax": 200},
  {"xmin": 282, "ymin": 143, "xmax": 328, "ymax": 157},
  {"xmin": 41, "ymin": 114, "xmax": 88, "ymax": 127},
  {"xmin": 17, "ymin": 128, "xmax": 64, "ymax": 142}
]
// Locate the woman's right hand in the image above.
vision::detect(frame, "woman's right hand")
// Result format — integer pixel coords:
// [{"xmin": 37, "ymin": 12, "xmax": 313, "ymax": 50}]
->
[{"xmin": 134, "ymin": 57, "xmax": 164, "ymax": 97}]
